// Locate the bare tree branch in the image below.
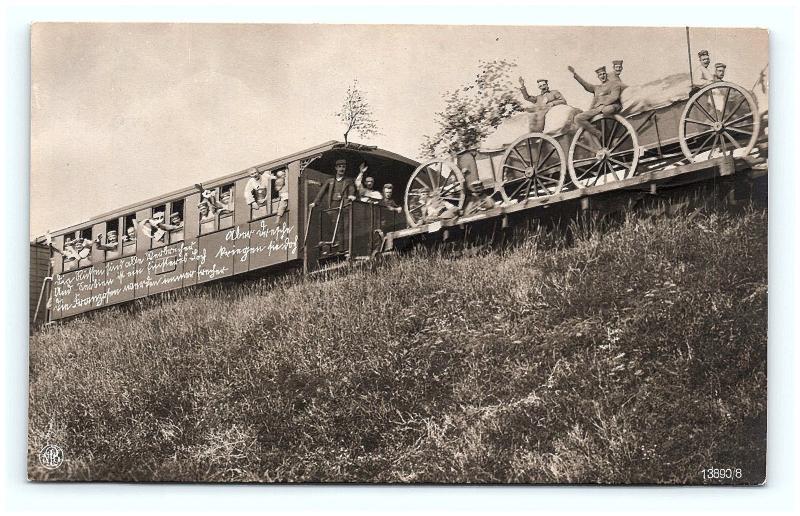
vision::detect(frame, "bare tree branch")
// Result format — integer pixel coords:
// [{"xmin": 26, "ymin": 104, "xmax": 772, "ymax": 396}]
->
[{"xmin": 336, "ymin": 79, "xmax": 382, "ymax": 145}]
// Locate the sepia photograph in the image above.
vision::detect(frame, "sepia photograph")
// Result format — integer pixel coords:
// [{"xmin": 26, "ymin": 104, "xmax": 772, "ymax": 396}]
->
[{"xmin": 27, "ymin": 22, "xmax": 768, "ymax": 485}]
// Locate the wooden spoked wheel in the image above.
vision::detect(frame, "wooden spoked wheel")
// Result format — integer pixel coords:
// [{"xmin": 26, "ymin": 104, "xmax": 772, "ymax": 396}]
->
[
  {"xmin": 568, "ymin": 114, "xmax": 639, "ymax": 189},
  {"xmin": 679, "ymin": 82, "xmax": 760, "ymax": 162},
  {"xmin": 403, "ymin": 159, "xmax": 465, "ymax": 227},
  {"xmin": 499, "ymin": 132, "xmax": 566, "ymax": 203}
]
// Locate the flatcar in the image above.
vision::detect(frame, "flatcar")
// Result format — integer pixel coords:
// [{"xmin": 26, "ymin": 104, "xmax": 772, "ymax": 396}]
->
[
  {"xmin": 403, "ymin": 79, "xmax": 762, "ymax": 227},
  {"xmin": 33, "ymin": 141, "xmax": 417, "ymax": 323}
]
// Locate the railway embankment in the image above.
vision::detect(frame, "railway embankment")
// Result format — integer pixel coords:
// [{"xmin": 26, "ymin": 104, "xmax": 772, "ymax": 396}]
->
[{"xmin": 29, "ymin": 200, "xmax": 767, "ymax": 483}]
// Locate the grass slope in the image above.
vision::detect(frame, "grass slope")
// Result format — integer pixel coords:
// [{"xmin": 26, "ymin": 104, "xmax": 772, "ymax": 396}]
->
[{"xmin": 28, "ymin": 204, "xmax": 767, "ymax": 483}]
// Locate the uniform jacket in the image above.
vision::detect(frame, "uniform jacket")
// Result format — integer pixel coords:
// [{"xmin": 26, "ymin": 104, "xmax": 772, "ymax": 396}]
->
[
  {"xmin": 573, "ymin": 73, "xmax": 624, "ymax": 110},
  {"xmin": 692, "ymin": 65, "xmax": 715, "ymax": 89},
  {"xmin": 313, "ymin": 176, "xmax": 356, "ymax": 208},
  {"xmin": 520, "ymin": 86, "xmax": 567, "ymax": 110}
]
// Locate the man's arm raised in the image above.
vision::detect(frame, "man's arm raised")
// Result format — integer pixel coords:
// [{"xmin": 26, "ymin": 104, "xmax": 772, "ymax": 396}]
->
[{"xmin": 568, "ymin": 66, "xmax": 595, "ymax": 93}]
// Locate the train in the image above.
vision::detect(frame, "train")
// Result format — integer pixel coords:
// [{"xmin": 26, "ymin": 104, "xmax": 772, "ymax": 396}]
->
[
  {"xmin": 32, "ymin": 141, "xmax": 418, "ymax": 323},
  {"xmin": 30, "ymin": 73, "xmax": 766, "ymax": 328}
]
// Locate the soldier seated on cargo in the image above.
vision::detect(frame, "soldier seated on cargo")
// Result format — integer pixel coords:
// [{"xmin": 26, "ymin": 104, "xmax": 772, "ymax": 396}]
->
[
  {"xmin": 417, "ymin": 189, "xmax": 460, "ymax": 223},
  {"xmin": 378, "ymin": 183, "xmax": 402, "ymax": 213},
  {"xmin": 462, "ymin": 180, "xmax": 496, "ymax": 215}
]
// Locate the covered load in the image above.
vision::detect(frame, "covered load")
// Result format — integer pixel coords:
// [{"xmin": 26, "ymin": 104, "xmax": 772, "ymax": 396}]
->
[
  {"xmin": 479, "ymin": 104, "xmax": 580, "ymax": 152},
  {"xmin": 619, "ymin": 73, "xmax": 692, "ymax": 116}
]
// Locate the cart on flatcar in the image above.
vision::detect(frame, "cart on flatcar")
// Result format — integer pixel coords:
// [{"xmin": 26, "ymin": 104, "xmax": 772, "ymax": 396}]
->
[{"xmin": 403, "ymin": 79, "xmax": 762, "ymax": 227}]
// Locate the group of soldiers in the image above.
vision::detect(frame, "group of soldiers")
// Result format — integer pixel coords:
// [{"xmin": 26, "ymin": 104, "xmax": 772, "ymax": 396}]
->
[
  {"xmin": 53, "ymin": 208, "xmax": 186, "ymax": 266},
  {"xmin": 518, "ymin": 59, "xmax": 626, "ymax": 139},
  {"xmin": 308, "ymin": 158, "xmax": 402, "ymax": 214},
  {"xmin": 243, "ymin": 167, "xmax": 288, "ymax": 218},
  {"xmin": 518, "ymin": 50, "xmax": 727, "ymax": 141},
  {"xmin": 692, "ymin": 49, "xmax": 727, "ymax": 90}
]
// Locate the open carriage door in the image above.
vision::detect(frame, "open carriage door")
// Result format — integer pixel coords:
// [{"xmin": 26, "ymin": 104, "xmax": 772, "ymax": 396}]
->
[{"xmin": 302, "ymin": 169, "xmax": 326, "ymax": 273}]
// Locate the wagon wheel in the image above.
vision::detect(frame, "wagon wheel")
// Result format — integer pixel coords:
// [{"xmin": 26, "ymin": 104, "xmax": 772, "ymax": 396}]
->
[
  {"xmin": 568, "ymin": 114, "xmax": 640, "ymax": 189},
  {"xmin": 499, "ymin": 132, "xmax": 566, "ymax": 203},
  {"xmin": 404, "ymin": 159, "xmax": 465, "ymax": 227},
  {"xmin": 679, "ymin": 81, "xmax": 761, "ymax": 162}
]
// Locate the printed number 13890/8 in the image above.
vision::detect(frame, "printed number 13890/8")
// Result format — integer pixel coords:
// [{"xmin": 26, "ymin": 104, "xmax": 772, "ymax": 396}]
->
[{"xmin": 702, "ymin": 468, "xmax": 742, "ymax": 481}]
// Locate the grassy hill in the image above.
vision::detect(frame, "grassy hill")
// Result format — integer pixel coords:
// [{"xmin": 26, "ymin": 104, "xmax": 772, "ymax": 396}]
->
[{"xmin": 28, "ymin": 201, "xmax": 767, "ymax": 484}]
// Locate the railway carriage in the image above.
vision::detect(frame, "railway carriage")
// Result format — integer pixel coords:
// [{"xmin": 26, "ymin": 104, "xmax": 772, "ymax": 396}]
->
[
  {"xmin": 403, "ymin": 79, "xmax": 763, "ymax": 227},
  {"xmin": 36, "ymin": 141, "xmax": 417, "ymax": 323}
]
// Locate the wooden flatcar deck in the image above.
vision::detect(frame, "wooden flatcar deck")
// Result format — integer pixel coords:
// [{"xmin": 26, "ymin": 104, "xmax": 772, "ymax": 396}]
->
[{"xmin": 385, "ymin": 154, "xmax": 765, "ymax": 247}]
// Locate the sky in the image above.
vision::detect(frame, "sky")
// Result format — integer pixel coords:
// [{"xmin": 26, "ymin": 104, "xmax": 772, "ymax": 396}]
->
[{"xmin": 30, "ymin": 24, "xmax": 768, "ymax": 237}]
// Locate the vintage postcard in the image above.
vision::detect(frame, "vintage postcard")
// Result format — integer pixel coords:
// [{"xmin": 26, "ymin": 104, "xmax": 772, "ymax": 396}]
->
[{"xmin": 29, "ymin": 23, "xmax": 768, "ymax": 484}]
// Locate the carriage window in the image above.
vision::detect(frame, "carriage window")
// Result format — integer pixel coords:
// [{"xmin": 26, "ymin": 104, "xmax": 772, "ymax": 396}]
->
[
  {"xmin": 199, "ymin": 191, "xmax": 217, "ymax": 235},
  {"xmin": 102, "ymin": 218, "xmax": 121, "ymax": 260},
  {"xmin": 122, "ymin": 214, "xmax": 137, "ymax": 256},
  {"xmin": 62, "ymin": 228, "xmax": 93, "ymax": 271},
  {"xmin": 248, "ymin": 168, "xmax": 271, "ymax": 221},
  {"xmin": 168, "ymin": 200, "xmax": 185, "ymax": 243},
  {"xmin": 271, "ymin": 170, "xmax": 289, "ymax": 218},
  {"xmin": 150, "ymin": 204, "xmax": 168, "ymax": 248},
  {"xmin": 61, "ymin": 231, "xmax": 78, "ymax": 271},
  {"xmin": 218, "ymin": 184, "xmax": 235, "ymax": 230},
  {"xmin": 78, "ymin": 228, "xmax": 93, "ymax": 268}
]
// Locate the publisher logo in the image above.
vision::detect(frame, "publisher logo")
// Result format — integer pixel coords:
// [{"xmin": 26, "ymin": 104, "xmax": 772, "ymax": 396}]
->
[{"xmin": 39, "ymin": 444, "xmax": 63, "ymax": 470}]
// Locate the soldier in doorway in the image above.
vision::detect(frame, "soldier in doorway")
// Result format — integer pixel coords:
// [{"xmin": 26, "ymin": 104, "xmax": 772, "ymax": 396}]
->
[{"xmin": 309, "ymin": 158, "xmax": 357, "ymax": 210}]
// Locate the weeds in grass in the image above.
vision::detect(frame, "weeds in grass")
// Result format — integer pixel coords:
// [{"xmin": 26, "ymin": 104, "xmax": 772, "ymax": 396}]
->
[{"xmin": 28, "ymin": 202, "xmax": 767, "ymax": 483}]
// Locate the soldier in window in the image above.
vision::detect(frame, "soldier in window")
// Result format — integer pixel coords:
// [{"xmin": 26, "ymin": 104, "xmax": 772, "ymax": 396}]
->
[
  {"xmin": 161, "ymin": 212, "xmax": 184, "ymax": 231},
  {"xmin": 141, "ymin": 212, "xmax": 168, "ymax": 242},
  {"xmin": 219, "ymin": 188, "xmax": 234, "ymax": 215},
  {"xmin": 244, "ymin": 168, "xmax": 269, "ymax": 210},
  {"xmin": 271, "ymin": 172, "xmax": 289, "ymax": 218},
  {"xmin": 95, "ymin": 229, "xmax": 119, "ymax": 251},
  {"xmin": 53, "ymin": 235, "xmax": 92, "ymax": 266},
  {"xmin": 122, "ymin": 224, "xmax": 137, "ymax": 244}
]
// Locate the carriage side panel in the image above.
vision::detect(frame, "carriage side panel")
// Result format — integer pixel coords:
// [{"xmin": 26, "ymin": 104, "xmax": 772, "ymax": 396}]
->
[
  {"xmin": 286, "ymin": 160, "xmax": 301, "ymax": 262},
  {"xmin": 30, "ymin": 243, "xmax": 51, "ymax": 327},
  {"xmin": 146, "ymin": 241, "xmax": 188, "ymax": 295},
  {"xmin": 301, "ymin": 169, "xmax": 326, "ymax": 272},
  {"xmin": 182, "ymin": 192, "xmax": 201, "ymax": 287},
  {"xmin": 49, "ymin": 235, "xmax": 64, "ymax": 320},
  {"xmin": 134, "ymin": 207, "xmax": 152, "ymax": 298},
  {"xmin": 197, "ymin": 229, "xmax": 236, "ymax": 284},
  {"xmin": 57, "ymin": 267, "xmax": 97, "ymax": 318},
  {"xmin": 232, "ymin": 178, "xmax": 252, "ymax": 275},
  {"xmin": 626, "ymin": 102, "xmax": 685, "ymax": 154},
  {"xmin": 349, "ymin": 202, "xmax": 374, "ymax": 258},
  {"xmin": 103, "ymin": 256, "xmax": 137, "ymax": 306},
  {"xmin": 90, "ymin": 222, "xmax": 109, "ymax": 310}
]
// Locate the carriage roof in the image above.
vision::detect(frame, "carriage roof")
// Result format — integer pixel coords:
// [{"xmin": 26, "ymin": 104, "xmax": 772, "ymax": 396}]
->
[{"xmin": 44, "ymin": 141, "xmax": 419, "ymax": 239}]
